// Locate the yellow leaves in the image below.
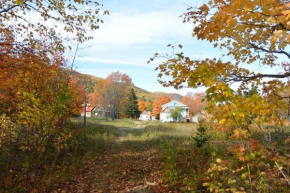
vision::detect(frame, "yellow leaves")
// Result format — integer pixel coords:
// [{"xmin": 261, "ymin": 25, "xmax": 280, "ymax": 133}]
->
[
  {"xmin": 241, "ymin": 172, "xmax": 249, "ymax": 179},
  {"xmin": 267, "ymin": 16, "xmax": 276, "ymax": 24},
  {"xmin": 226, "ymin": 16, "xmax": 233, "ymax": 26},
  {"xmin": 216, "ymin": 158, "xmax": 222, "ymax": 163},
  {"xmin": 199, "ymin": 4, "xmax": 209, "ymax": 14},
  {"xmin": 240, "ymin": 49, "xmax": 247, "ymax": 55},
  {"xmin": 219, "ymin": 119, "xmax": 226, "ymax": 124},
  {"xmin": 16, "ymin": 0, "xmax": 24, "ymax": 4},
  {"xmin": 233, "ymin": 129, "xmax": 240, "ymax": 138}
]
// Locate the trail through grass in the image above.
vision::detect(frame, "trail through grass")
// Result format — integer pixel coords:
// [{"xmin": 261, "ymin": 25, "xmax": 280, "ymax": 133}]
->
[
  {"xmin": 5, "ymin": 118, "xmax": 290, "ymax": 192},
  {"xmin": 42, "ymin": 118, "xmax": 201, "ymax": 192}
]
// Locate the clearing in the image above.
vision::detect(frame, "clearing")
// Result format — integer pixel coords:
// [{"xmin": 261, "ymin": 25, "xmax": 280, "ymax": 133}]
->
[{"xmin": 40, "ymin": 118, "xmax": 199, "ymax": 192}]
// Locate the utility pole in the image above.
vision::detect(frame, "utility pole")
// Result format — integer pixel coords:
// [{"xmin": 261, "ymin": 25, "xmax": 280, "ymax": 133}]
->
[{"xmin": 84, "ymin": 101, "xmax": 87, "ymax": 128}]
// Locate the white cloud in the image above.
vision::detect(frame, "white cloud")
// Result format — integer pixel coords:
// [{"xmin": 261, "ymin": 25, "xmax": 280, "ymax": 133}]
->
[
  {"xmin": 89, "ymin": 10, "xmax": 194, "ymax": 45},
  {"xmin": 76, "ymin": 56, "xmax": 153, "ymax": 68}
]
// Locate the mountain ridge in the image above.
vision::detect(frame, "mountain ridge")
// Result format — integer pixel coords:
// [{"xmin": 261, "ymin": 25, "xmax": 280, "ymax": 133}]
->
[{"xmin": 77, "ymin": 72, "xmax": 183, "ymax": 101}]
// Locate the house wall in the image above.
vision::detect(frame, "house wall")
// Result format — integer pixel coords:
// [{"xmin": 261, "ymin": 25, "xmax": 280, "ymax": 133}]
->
[
  {"xmin": 160, "ymin": 113, "xmax": 173, "ymax": 122},
  {"xmin": 160, "ymin": 107, "xmax": 189, "ymax": 122},
  {"xmin": 139, "ymin": 115, "xmax": 150, "ymax": 121},
  {"xmin": 80, "ymin": 112, "xmax": 92, "ymax": 117}
]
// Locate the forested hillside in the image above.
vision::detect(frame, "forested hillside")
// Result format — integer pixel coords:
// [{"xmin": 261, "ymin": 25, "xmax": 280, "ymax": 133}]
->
[{"xmin": 77, "ymin": 72, "xmax": 183, "ymax": 101}]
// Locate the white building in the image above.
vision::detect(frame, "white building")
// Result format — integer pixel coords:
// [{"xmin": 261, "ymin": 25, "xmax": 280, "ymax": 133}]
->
[
  {"xmin": 80, "ymin": 106, "xmax": 94, "ymax": 117},
  {"xmin": 160, "ymin": 100, "xmax": 189, "ymax": 122},
  {"xmin": 139, "ymin": 110, "xmax": 151, "ymax": 121}
]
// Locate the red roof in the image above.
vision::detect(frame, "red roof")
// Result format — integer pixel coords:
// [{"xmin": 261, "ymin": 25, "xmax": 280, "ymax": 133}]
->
[{"xmin": 80, "ymin": 107, "xmax": 94, "ymax": 113}]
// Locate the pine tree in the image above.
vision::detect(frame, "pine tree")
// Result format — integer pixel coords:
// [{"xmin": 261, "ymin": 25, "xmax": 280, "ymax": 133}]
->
[
  {"xmin": 193, "ymin": 121, "xmax": 208, "ymax": 148},
  {"xmin": 124, "ymin": 88, "xmax": 141, "ymax": 119}
]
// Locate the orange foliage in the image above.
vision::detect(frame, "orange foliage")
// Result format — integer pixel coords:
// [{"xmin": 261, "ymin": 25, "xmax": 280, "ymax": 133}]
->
[
  {"xmin": 152, "ymin": 95, "xmax": 171, "ymax": 119},
  {"xmin": 181, "ymin": 96, "xmax": 195, "ymax": 116},
  {"xmin": 0, "ymin": 28, "xmax": 85, "ymax": 152},
  {"xmin": 181, "ymin": 93, "xmax": 206, "ymax": 116},
  {"xmin": 89, "ymin": 71, "xmax": 132, "ymax": 119},
  {"xmin": 137, "ymin": 99, "xmax": 146, "ymax": 112}
]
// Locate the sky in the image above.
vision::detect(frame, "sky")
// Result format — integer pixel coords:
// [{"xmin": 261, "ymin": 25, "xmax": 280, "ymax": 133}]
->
[{"xmin": 72, "ymin": 0, "xmax": 220, "ymax": 96}]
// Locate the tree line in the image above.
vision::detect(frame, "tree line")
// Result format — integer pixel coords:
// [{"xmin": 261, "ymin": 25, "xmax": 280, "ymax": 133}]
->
[
  {"xmin": 87, "ymin": 71, "xmax": 206, "ymax": 121},
  {"xmin": 88, "ymin": 71, "xmax": 141, "ymax": 119},
  {"xmin": 0, "ymin": 0, "xmax": 106, "ymax": 188}
]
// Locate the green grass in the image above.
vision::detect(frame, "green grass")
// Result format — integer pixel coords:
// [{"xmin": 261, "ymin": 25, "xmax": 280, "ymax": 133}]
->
[
  {"xmin": 8, "ymin": 118, "xmax": 290, "ymax": 192},
  {"xmin": 67, "ymin": 120, "xmax": 290, "ymax": 192},
  {"xmin": 76, "ymin": 117, "xmax": 138, "ymax": 128}
]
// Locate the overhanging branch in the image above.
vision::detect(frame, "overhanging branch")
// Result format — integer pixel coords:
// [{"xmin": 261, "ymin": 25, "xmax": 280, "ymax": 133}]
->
[
  {"xmin": 229, "ymin": 73, "xmax": 290, "ymax": 82},
  {"xmin": 249, "ymin": 42, "xmax": 290, "ymax": 59}
]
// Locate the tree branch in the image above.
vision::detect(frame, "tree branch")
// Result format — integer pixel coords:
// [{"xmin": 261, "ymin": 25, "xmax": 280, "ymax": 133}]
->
[
  {"xmin": 228, "ymin": 73, "xmax": 290, "ymax": 82},
  {"xmin": 249, "ymin": 42, "xmax": 290, "ymax": 59},
  {"xmin": 0, "ymin": 3, "xmax": 22, "ymax": 14}
]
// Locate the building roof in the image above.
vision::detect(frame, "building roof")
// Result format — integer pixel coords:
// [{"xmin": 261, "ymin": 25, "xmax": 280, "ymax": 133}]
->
[
  {"xmin": 141, "ymin": 110, "xmax": 150, "ymax": 116},
  {"xmin": 80, "ymin": 107, "xmax": 94, "ymax": 113},
  {"xmin": 161, "ymin": 100, "xmax": 188, "ymax": 108},
  {"xmin": 160, "ymin": 106, "xmax": 171, "ymax": 113}
]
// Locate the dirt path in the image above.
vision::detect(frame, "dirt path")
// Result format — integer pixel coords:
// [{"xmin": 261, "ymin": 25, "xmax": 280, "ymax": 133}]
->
[{"xmin": 49, "ymin": 123, "xmax": 167, "ymax": 193}]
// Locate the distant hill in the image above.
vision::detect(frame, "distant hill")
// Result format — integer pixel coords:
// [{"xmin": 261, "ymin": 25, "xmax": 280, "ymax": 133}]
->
[
  {"xmin": 76, "ymin": 72, "xmax": 184, "ymax": 101},
  {"xmin": 152, "ymin": 92, "xmax": 183, "ymax": 101},
  {"xmin": 134, "ymin": 88, "xmax": 183, "ymax": 101}
]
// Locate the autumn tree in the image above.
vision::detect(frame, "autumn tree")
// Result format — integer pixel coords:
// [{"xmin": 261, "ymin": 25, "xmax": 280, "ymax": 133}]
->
[
  {"xmin": 181, "ymin": 96, "xmax": 195, "ymax": 116},
  {"xmin": 123, "ymin": 88, "xmax": 141, "ymax": 119},
  {"xmin": 137, "ymin": 99, "xmax": 153, "ymax": 112},
  {"xmin": 137, "ymin": 99, "xmax": 147, "ymax": 112},
  {"xmin": 0, "ymin": 0, "xmax": 107, "ymax": 52},
  {"xmin": 180, "ymin": 93, "xmax": 206, "ymax": 116},
  {"xmin": 149, "ymin": 1, "xmax": 290, "ymax": 191},
  {"xmin": 152, "ymin": 96, "xmax": 171, "ymax": 119},
  {"xmin": 150, "ymin": 0, "xmax": 290, "ymax": 128},
  {"xmin": 90, "ymin": 71, "xmax": 132, "ymax": 120},
  {"xmin": 0, "ymin": 29, "xmax": 86, "ymax": 175},
  {"xmin": 0, "ymin": 0, "xmax": 106, "ymax": 183},
  {"xmin": 145, "ymin": 100, "xmax": 153, "ymax": 111}
]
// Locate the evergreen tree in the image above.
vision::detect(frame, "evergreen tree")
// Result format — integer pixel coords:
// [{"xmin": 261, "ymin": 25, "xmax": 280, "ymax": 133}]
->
[
  {"xmin": 124, "ymin": 88, "xmax": 141, "ymax": 119},
  {"xmin": 193, "ymin": 120, "xmax": 208, "ymax": 148}
]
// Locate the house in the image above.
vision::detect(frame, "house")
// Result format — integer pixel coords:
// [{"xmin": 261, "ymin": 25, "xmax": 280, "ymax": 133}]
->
[
  {"xmin": 80, "ymin": 106, "xmax": 94, "ymax": 117},
  {"xmin": 139, "ymin": 110, "xmax": 151, "ymax": 121},
  {"xmin": 91, "ymin": 105, "xmax": 112, "ymax": 117},
  {"xmin": 160, "ymin": 100, "xmax": 189, "ymax": 122}
]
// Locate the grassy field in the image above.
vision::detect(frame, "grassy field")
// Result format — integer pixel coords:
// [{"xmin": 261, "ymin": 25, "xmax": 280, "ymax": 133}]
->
[
  {"xmin": 4, "ymin": 118, "xmax": 290, "ymax": 192},
  {"xmin": 42, "ymin": 118, "xmax": 207, "ymax": 192}
]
